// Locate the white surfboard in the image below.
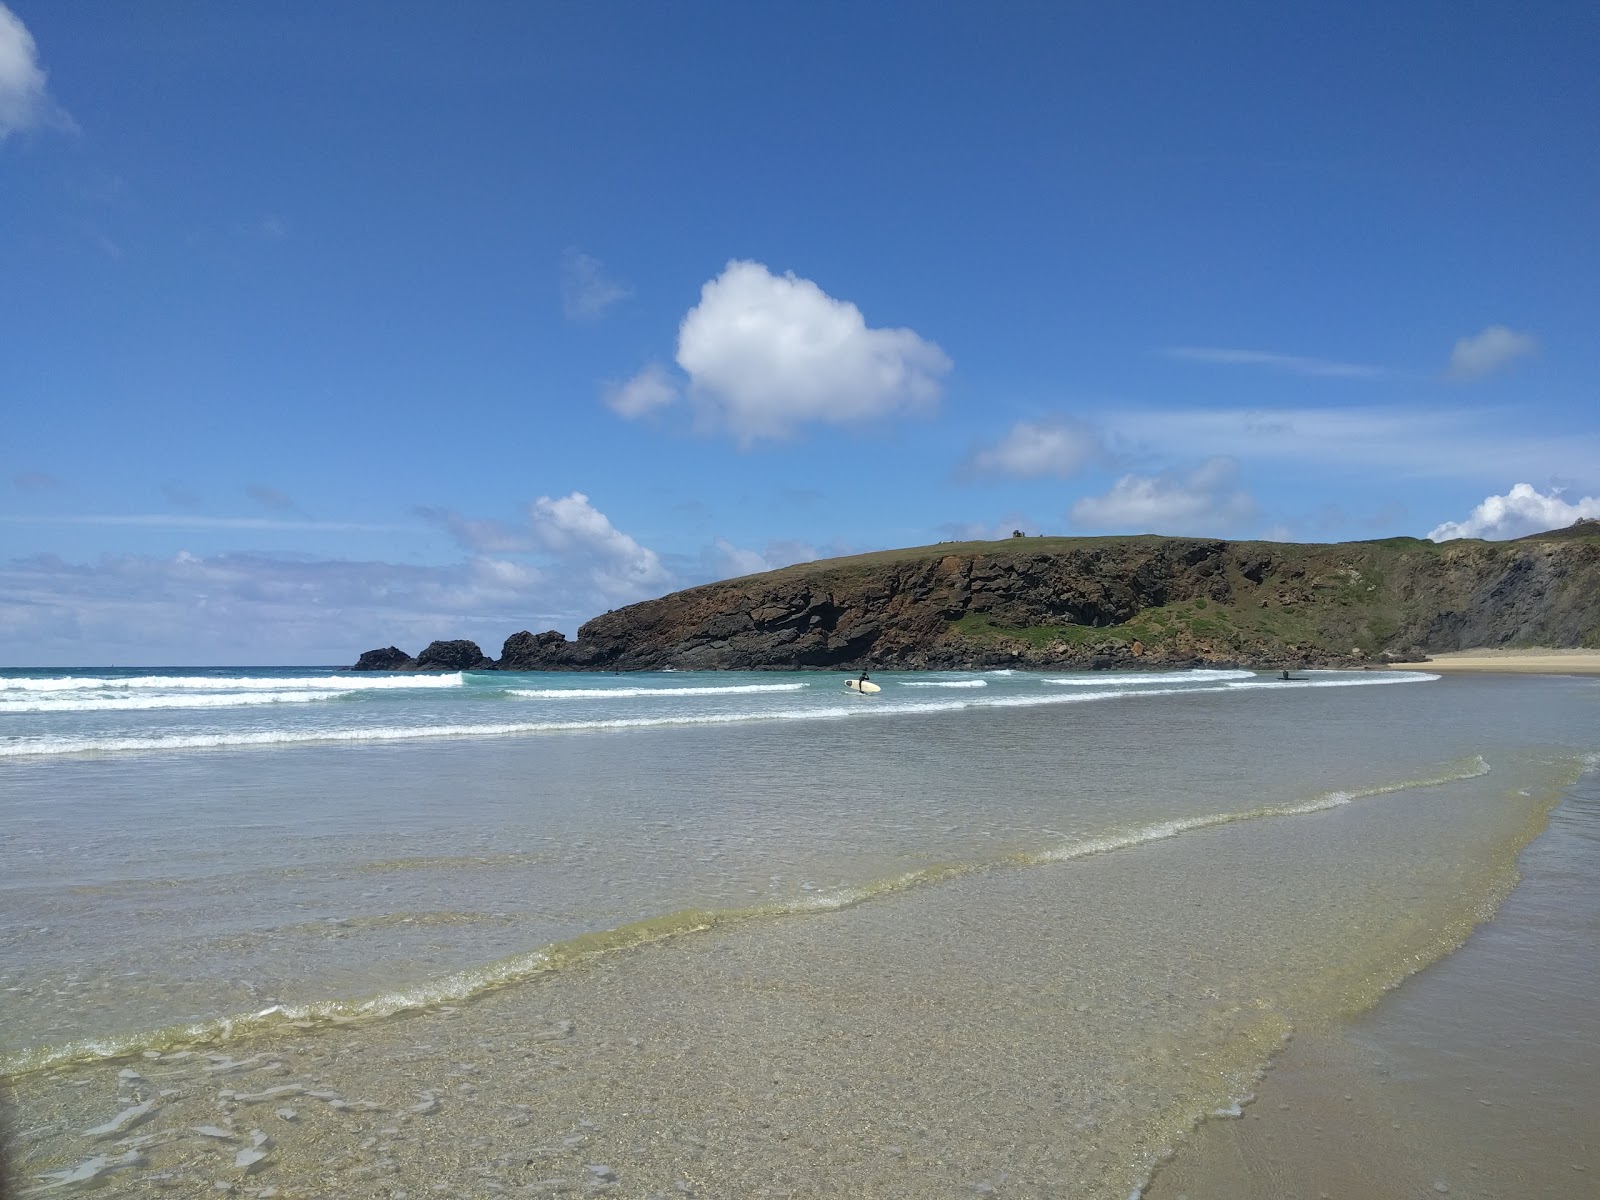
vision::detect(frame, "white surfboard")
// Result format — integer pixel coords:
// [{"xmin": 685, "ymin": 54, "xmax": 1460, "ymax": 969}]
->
[{"xmin": 845, "ymin": 679, "xmax": 881, "ymax": 694}]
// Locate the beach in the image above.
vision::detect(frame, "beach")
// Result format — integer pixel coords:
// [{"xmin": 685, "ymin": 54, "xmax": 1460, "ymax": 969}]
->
[
  {"xmin": 1396, "ymin": 647, "xmax": 1600, "ymax": 674},
  {"xmin": 2, "ymin": 666, "xmax": 1596, "ymax": 1197}
]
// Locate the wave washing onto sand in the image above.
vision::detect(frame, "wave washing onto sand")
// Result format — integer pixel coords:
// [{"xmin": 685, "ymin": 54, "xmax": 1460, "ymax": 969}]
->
[
  {"xmin": 1026, "ymin": 754, "xmax": 1491, "ymax": 864},
  {"xmin": 0, "ymin": 671, "xmax": 1440, "ymax": 759},
  {"xmin": 1043, "ymin": 668, "xmax": 1255, "ymax": 686},
  {"xmin": 507, "ymin": 683, "xmax": 808, "ymax": 699},
  {"xmin": 0, "ymin": 751, "xmax": 1497, "ymax": 1078}
]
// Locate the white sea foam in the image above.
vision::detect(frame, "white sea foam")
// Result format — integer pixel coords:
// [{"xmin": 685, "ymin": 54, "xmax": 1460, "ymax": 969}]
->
[
  {"xmin": 507, "ymin": 683, "xmax": 808, "ymax": 699},
  {"xmin": 0, "ymin": 672, "xmax": 464, "ymax": 692},
  {"xmin": 900, "ymin": 680, "xmax": 987, "ymax": 688},
  {"xmin": 0, "ymin": 669, "xmax": 1440, "ymax": 759},
  {"xmin": 0, "ymin": 690, "xmax": 347, "ymax": 714},
  {"xmin": 1031, "ymin": 753, "xmax": 1491, "ymax": 864},
  {"xmin": 1225, "ymin": 673, "xmax": 1442, "ymax": 690},
  {"xmin": 1043, "ymin": 668, "xmax": 1255, "ymax": 686}
]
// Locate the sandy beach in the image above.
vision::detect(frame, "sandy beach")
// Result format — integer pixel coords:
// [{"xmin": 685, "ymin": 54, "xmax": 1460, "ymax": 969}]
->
[{"xmin": 1395, "ymin": 647, "xmax": 1600, "ymax": 674}]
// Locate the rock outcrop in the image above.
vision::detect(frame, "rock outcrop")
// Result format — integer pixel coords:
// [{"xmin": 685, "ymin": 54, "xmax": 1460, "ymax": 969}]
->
[
  {"xmin": 352, "ymin": 645, "xmax": 413, "ymax": 672},
  {"xmin": 351, "ymin": 525, "xmax": 1600, "ymax": 672}
]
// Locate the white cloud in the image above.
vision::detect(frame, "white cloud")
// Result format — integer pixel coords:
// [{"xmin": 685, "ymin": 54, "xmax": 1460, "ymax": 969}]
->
[
  {"xmin": 604, "ymin": 362, "xmax": 679, "ymax": 418},
  {"xmin": 675, "ymin": 260, "xmax": 950, "ymax": 442},
  {"xmin": 529, "ymin": 491, "xmax": 671, "ymax": 603},
  {"xmin": 1447, "ymin": 325, "xmax": 1537, "ymax": 380},
  {"xmin": 0, "ymin": 3, "xmax": 71, "ymax": 139},
  {"xmin": 561, "ymin": 250, "xmax": 632, "ymax": 320},
  {"xmin": 1427, "ymin": 483, "xmax": 1600, "ymax": 542},
  {"xmin": 1163, "ymin": 346, "xmax": 1387, "ymax": 379},
  {"xmin": 703, "ymin": 536, "xmax": 818, "ymax": 580},
  {"xmin": 967, "ymin": 418, "xmax": 1101, "ymax": 479},
  {"xmin": 0, "ymin": 550, "xmax": 565, "ymax": 667},
  {"xmin": 1069, "ymin": 458, "xmax": 1257, "ymax": 536}
]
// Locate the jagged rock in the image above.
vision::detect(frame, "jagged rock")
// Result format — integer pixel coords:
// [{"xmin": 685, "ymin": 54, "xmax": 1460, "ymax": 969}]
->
[
  {"xmin": 350, "ymin": 528, "xmax": 1600, "ymax": 673},
  {"xmin": 350, "ymin": 646, "xmax": 413, "ymax": 672},
  {"xmin": 412, "ymin": 640, "xmax": 494, "ymax": 671}
]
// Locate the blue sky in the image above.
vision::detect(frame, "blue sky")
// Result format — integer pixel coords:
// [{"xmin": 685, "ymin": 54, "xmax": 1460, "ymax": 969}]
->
[{"xmin": 2, "ymin": 2, "xmax": 1597, "ymax": 665}]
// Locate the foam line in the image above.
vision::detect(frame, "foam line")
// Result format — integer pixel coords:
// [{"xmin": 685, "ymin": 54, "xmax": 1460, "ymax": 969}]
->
[
  {"xmin": 0, "ymin": 751, "xmax": 1501, "ymax": 1078},
  {"xmin": 507, "ymin": 683, "xmax": 807, "ymax": 699},
  {"xmin": 0, "ymin": 690, "xmax": 349, "ymax": 713},
  {"xmin": 0, "ymin": 672, "xmax": 1441, "ymax": 759},
  {"xmin": 0, "ymin": 672, "xmax": 464, "ymax": 692}
]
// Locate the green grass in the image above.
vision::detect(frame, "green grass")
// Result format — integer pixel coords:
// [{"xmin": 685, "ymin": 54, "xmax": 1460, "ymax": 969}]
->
[{"xmin": 949, "ymin": 614, "xmax": 1127, "ymax": 648}]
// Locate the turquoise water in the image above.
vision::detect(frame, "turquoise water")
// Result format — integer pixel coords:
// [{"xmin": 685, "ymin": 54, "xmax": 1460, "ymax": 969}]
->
[
  {"xmin": 1, "ymin": 664, "xmax": 1421, "ymax": 757},
  {"xmin": 2, "ymin": 666, "xmax": 1597, "ymax": 1197}
]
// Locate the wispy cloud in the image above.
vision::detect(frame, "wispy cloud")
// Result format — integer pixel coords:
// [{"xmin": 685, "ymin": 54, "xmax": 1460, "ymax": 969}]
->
[
  {"xmin": 0, "ymin": 514, "xmax": 405, "ymax": 533},
  {"xmin": 0, "ymin": 3, "xmax": 74, "ymax": 140},
  {"xmin": 1447, "ymin": 325, "xmax": 1537, "ymax": 380},
  {"xmin": 12, "ymin": 471, "xmax": 60, "ymax": 491},
  {"xmin": 603, "ymin": 362, "xmax": 679, "ymax": 418},
  {"xmin": 245, "ymin": 485, "xmax": 296, "ymax": 512},
  {"xmin": 561, "ymin": 249, "xmax": 633, "ymax": 320},
  {"xmin": 964, "ymin": 418, "xmax": 1103, "ymax": 480},
  {"xmin": 1162, "ymin": 346, "xmax": 1389, "ymax": 379},
  {"xmin": 1108, "ymin": 406, "xmax": 1600, "ymax": 482},
  {"xmin": 1069, "ymin": 457, "xmax": 1257, "ymax": 536}
]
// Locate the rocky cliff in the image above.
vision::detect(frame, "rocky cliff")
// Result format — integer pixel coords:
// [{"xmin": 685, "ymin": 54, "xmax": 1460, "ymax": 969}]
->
[{"xmin": 353, "ymin": 523, "xmax": 1600, "ymax": 672}]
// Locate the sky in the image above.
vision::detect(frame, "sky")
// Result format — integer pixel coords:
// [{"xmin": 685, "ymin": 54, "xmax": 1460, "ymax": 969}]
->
[{"xmin": 2, "ymin": 2, "xmax": 1597, "ymax": 665}]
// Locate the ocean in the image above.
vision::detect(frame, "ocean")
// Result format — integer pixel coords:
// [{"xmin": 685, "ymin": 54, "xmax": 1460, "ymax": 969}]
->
[{"xmin": 1, "ymin": 665, "xmax": 1596, "ymax": 1197}]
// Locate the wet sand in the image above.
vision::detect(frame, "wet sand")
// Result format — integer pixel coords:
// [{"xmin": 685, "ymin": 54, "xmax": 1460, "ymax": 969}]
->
[
  {"xmin": 4, "ymin": 752, "xmax": 1581, "ymax": 1198},
  {"xmin": 1147, "ymin": 763, "xmax": 1600, "ymax": 1200},
  {"xmin": 1395, "ymin": 648, "xmax": 1600, "ymax": 674}
]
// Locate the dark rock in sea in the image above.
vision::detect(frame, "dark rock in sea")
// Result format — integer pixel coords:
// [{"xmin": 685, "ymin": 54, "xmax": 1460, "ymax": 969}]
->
[
  {"xmin": 350, "ymin": 646, "xmax": 414, "ymax": 672},
  {"xmin": 498, "ymin": 629, "xmax": 613, "ymax": 671},
  {"xmin": 412, "ymin": 639, "xmax": 495, "ymax": 672}
]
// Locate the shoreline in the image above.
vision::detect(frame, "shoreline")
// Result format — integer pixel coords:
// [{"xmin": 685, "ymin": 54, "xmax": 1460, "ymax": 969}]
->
[
  {"xmin": 1147, "ymin": 755, "xmax": 1599, "ymax": 1199},
  {"xmin": 1394, "ymin": 647, "xmax": 1600, "ymax": 674}
]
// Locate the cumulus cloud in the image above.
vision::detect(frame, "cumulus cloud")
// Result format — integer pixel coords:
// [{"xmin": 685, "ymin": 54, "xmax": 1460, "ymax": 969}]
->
[
  {"xmin": 604, "ymin": 362, "xmax": 679, "ymax": 418},
  {"xmin": 529, "ymin": 491, "xmax": 671, "ymax": 603},
  {"xmin": 966, "ymin": 418, "xmax": 1102, "ymax": 479},
  {"xmin": 1163, "ymin": 346, "xmax": 1387, "ymax": 379},
  {"xmin": 562, "ymin": 249, "xmax": 632, "ymax": 320},
  {"xmin": 0, "ymin": 488, "xmax": 844, "ymax": 663},
  {"xmin": 1069, "ymin": 458, "xmax": 1258, "ymax": 535},
  {"xmin": 674, "ymin": 260, "xmax": 950, "ymax": 442},
  {"xmin": 1427, "ymin": 483, "xmax": 1600, "ymax": 542},
  {"xmin": 1447, "ymin": 325, "xmax": 1537, "ymax": 380},
  {"xmin": 0, "ymin": 3, "xmax": 72, "ymax": 139}
]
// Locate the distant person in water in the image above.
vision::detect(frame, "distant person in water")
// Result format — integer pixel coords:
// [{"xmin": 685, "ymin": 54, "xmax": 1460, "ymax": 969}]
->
[
  {"xmin": 1281, "ymin": 669, "xmax": 1291, "ymax": 680},
  {"xmin": 858, "ymin": 669, "xmax": 871, "ymax": 686}
]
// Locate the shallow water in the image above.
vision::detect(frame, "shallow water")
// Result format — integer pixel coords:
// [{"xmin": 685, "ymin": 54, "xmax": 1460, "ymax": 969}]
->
[{"xmin": 2, "ymin": 668, "xmax": 1596, "ymax": 1197}]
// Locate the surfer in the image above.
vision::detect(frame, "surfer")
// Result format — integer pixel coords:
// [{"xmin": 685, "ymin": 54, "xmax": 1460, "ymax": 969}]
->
[
  {"xmin": 1280, "ymin": 669, "xmax": 1291, "ymax": 680},
  {"xmin": 858, "ymin": 669, "xmax": 871, "ymax": 687}
]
